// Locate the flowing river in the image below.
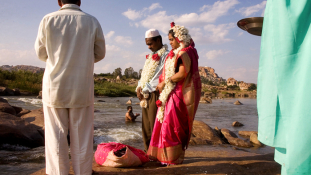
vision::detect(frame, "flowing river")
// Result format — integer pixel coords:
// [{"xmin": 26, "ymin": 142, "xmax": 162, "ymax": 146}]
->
[{"xmin": 0, "ymin": 96, "xmax": 274, "ymax": 174}]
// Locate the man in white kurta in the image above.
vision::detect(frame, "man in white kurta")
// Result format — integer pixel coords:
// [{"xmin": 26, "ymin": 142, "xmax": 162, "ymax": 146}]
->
[{"xmin": 35, "ymin": 0, "xmax": 105, "ymax": 174}]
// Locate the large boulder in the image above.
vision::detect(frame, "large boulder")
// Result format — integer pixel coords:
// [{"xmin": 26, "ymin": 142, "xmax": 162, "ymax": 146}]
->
[
  {"xmin": 12, "ymin": 106, "xmax": 23, "ymax": 114},
  {"xmin": 221, "ymin": 129, "xmax": 253, "ymax": 148},
  {"xmin": 0, "ymin": 98, "xmax": 8, "ymax": 103},
  {"xmin": 0, "ymin": 112, "xmax": 44, "ymax": 148},
  {"xmin": 189, "ymin": 120, "xmax": 224, "ymax": 145},
  {"xmin": 0, "ymin": 98, "xmax": 16, "ymax": 115},
  {"xmin": 250, "ymin": 133, "xmax": 263, "ymax": 146},
  {"xmin": 21, "ymin": 108, "xmax": 44, "ymax": 129},
  {"xmin": 238, "ymin": 131, "xmax": 258, "ymax": 137},
  {"xmin": 12, "ymin": 88, "xmax": 21, "ymax": 96},
  {"xmin": 0, "ymin": 87, "xmax": 14, "ymax": 96},
  {"xmin": 16, "ymin": 109, "xmax": 31, "ymax": 117}
]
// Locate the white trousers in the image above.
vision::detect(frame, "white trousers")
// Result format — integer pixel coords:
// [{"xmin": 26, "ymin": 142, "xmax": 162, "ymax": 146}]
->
[{"xmin": 43, "ymin": 104, "xmax": 94, "ymax": 175}]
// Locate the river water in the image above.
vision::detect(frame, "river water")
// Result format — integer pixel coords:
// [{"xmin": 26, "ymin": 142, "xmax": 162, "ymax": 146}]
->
[{"xmin": 0, "ymin": 96, "xmax": 274, "ymax": 174}]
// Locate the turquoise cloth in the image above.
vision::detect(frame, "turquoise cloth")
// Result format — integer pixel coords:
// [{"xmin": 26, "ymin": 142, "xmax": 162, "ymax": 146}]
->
[{"xmin": 258, "ymin": 0, "xmax": 311, "ymax": 174}]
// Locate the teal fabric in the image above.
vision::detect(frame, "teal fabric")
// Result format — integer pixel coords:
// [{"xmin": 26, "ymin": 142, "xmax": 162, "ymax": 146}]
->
[{"xmin": 258, "ymin": 0, "xmax": 311, "ymax": 174}]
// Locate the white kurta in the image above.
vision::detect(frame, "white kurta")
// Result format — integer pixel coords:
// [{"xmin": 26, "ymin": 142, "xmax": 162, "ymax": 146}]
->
[
  {"xmin": 35, "ymin": 4, "xmax": 106, "ymax": 108},
  {"xmin": 35, "ymin": 4, "xmax": 105, "ymax": 175}
]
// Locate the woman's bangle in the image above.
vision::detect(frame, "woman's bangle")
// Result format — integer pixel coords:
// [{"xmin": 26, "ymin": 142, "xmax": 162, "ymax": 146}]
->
[{"xmin": 165, "ymin": 77, "xmax": 173, "ymax": 84}]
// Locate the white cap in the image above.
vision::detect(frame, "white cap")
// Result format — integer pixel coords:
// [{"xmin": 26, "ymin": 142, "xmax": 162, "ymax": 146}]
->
[{"xmin": 145, "ymin": 29, "xmax": 160, "ymax": 38}]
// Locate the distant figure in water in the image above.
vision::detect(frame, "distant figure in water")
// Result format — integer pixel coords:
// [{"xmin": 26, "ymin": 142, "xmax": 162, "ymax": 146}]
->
[{"xmin": 125, "ymin": 106, "xmax": 140, "ymax": 122}]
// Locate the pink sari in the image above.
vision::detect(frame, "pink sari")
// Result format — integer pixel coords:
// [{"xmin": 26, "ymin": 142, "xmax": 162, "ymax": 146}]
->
[{"xmin": 147, "ymin": 41, "xmax": 202, "ymax": 165}]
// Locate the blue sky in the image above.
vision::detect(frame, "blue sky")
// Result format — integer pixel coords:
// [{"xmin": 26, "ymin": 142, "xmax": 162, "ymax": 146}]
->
[{"xmin": 0, "ymin": 0, "xmax": 266, "ymax": 83}]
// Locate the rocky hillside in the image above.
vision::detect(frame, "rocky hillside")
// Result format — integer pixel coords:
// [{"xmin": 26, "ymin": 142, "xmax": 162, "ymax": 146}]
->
[
  {"xmin": 198, "ymin": 66, "xmax": 226, "ymax": 84},
  {"xmin": 0, "ymin": 65, "xmax": 44, "ymax": 74}
]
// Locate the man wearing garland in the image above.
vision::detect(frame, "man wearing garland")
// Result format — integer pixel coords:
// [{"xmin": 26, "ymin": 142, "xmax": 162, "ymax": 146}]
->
[{"xmin": 136, "ymin": 29, "xmax": 169, "ymax": 152}]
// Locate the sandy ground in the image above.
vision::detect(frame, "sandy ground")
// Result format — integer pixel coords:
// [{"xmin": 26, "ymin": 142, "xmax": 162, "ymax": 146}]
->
[{"xmin": 32, "ymin": 145, "xmax": 281, "ymax": 175}]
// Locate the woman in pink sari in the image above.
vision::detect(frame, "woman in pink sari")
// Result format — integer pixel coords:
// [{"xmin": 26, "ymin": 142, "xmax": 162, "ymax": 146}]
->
[{"xmin": 147, "ymin": 22, "xmax": 201, "ymax": 165}]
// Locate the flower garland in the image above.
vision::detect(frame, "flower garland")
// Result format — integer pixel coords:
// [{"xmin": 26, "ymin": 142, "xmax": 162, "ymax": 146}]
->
[
  {"xmin": 155, "ymin": 45, "xmax": 183, "ymax": 123},
  {"xmin": 137, "ymin": 44, "xmax": 168, "ymax": 108},
  {"xmin": 170, "ymin": 22, "xmax": 192, "ymax": 45}
]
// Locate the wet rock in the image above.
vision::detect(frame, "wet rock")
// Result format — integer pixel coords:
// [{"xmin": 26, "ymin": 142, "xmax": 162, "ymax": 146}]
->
[
  {"xmin": 0, "ymin": 98, "xmax": 8, "ymax": 103},
  {"xmin": 232, "ymin": 121, "xmax": 244, "ymax": 127},
  {"xmin": 0, "ymin": 98, "xmax": 16, "ymax": 115},
  {"xmin": 0, "ymin": 87, "xmax": 14, "ymax": 96},
  {"xmin": 0, "ymin": 112, "xmax": 44, "ymax": 148},
  {"xmin": 189, "ymin": 120, "xmax": 224, "ymax": 145},
  {"xmin": 199, "ymin": 97, "xmax": 212, "ymax": 104},
  {"xmin": 12, "ymin": 88, "xmax": 21, "ymax": 96},
  {"xmin": 21, "ymin": 108, "xmax": 44, "ymax": 129},
  {"xmin": 221, "ymin": 129, "xmax": 238, "ymax": 139},
  {"xmin": 12, "ymin": 106, "xmax": 23, "ymax": 114},
  {"xmin": 126, "ymin": 99, "xmax": 132, "ymax": 105},
  {"xmin": 238, "ymin": 131, "xmax": 258, "ymax": 137},
  {"xmin": 16, "ymin": 109, "xmax": 31, "ymax": 117},
  {"xmin": 37, "ymin": 91, "xmax": 42, "ymax": 99},
  {"xmin": 221, "ymin": 129, "xmax": 253, "ymax": 148},
  {"xmin": 214, "ymin": 126, "xmax": 221, "ymax": 136},
  {"xmin": 234, "ymin": 100, "xmax": 243, "ymax": 105},
  {"xmin": 250, "ymin": 133, "xmax": 263, "ymax": 146}
]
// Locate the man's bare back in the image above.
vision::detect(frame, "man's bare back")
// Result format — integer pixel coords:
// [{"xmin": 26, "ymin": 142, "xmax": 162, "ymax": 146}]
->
[{"xmin": 125, "ymin": 106, "xmax": 140, "ymax": 122}]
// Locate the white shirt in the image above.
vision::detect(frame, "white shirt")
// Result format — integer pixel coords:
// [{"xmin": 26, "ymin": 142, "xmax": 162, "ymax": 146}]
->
[
  {"xmin": 137, "ymin": 50, "xmax": 169, "ymax": 93},
  {"xmin": 35, "ymin": 4, "xmax": 106, "ymax": 108}
]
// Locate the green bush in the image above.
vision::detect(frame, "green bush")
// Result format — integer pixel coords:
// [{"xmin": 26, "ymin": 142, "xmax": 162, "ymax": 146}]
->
[
  {"xmin": 94, "ymin": 81, "xmax": 136, "ymax": 97},
  {"xmin": 227, "ymin": 85, "xmax": 240, "ymax": 90},
  {"xmin": 248, "ymin": 83, "xmax": 257, "ymax": 91},
  {"xmin": 0, "ymin": 70, "xmax": 43, "ymax": 94}
]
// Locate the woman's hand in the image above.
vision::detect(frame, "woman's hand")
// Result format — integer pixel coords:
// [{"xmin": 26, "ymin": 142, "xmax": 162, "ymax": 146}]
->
[
  {"xmin": 170, "ymin": 64, "xmax": 186, "ymax": 83},
  {"xmin": 156, "ymin": 81, "xmax": 165, "ymax": 92}
]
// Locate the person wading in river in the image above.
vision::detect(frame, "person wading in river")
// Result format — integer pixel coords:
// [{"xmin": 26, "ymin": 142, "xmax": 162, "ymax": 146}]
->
[
  {"xmin": 125, "ymin": 106, "xmax": 140, "ymax": 122},
  {"xmin": 136, "ymin": 29, "xmax": 169, "ymax": 152},
  {"xmin": 35, "ymin": 0, "xmax": 105, "ymax": 174}
]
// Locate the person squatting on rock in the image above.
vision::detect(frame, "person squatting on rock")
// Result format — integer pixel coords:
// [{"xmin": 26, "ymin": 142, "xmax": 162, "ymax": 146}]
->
[
  {"xmin": 35, "ymin": 0, "xmax": 106, "ymax": 174},
  {"xmin": 125, "ymin": 106, "xmax": 140, "ymax": 122},
  {"xmin": 136, "ymin": 29, "xmax": 169, "ymax": 152}
]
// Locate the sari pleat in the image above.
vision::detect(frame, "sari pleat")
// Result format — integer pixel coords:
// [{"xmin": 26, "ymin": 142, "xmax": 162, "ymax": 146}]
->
[{"xmin": 147, "ymin": 41, "xmax": 201, "ymax": 165}]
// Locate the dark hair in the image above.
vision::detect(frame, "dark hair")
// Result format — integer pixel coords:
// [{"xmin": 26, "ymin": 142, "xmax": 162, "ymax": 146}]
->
[
  {"xmin": 127, "ymin": 106, "xmax": 132, "ymax": 110},
  {"xmin": 168, "ymin": 29, "xmax": 175, "ymax": 37},
  {"xmin": 61, "ymin": 0, "xmax": 80, "ymax": 4},
  {"xmin": 151, "ymin": 35, "xmax": 162, "ymax": 44}
]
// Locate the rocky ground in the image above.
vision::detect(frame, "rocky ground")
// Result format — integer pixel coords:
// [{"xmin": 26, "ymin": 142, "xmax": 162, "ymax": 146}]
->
[
  {"xmin": 32, "ymin": 146, "xmax": 280, "ymax": 175},
  {"xmin": 1, "ymin": 98, "xmax": 280, "ymax": 175},
  {"xmin": 0, "ymin": 97, "xmax": 44, "ymax": 148}
]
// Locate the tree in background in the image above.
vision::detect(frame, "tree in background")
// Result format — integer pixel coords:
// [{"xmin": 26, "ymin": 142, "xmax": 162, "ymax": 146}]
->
[
  {"xmin": 248, "ymin": 83, "xmax": 257, "ymax": 91},
  {"xmin": 124, "ymin": 67, "xmax": 134, "ymax": 78},
  {"xmin": 227, "ymin": 85, "xmax": 240, "ymax": 90},
  {"xmin": 132, "ymin": 71, "xmax": 138, "ymax": 79},
  {"xmin": 211, "ymin": 88, "xmax": 218, "ymax": 96},
  {"xmin": 113, "ymin": 68, "xmax": 122, "ymax": 78}
]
